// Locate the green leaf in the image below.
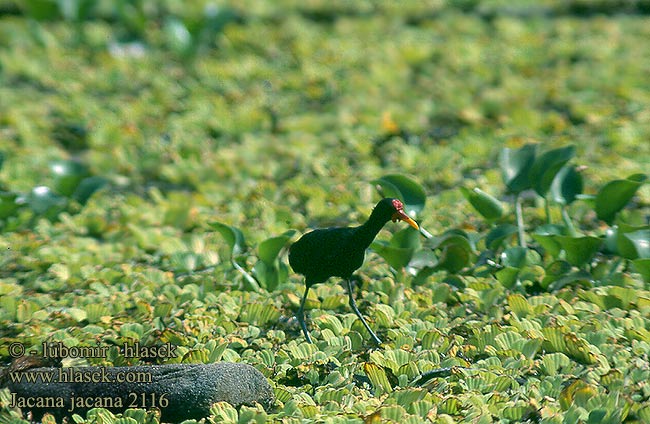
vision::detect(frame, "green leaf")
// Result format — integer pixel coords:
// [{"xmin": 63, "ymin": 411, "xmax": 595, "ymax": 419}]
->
[
  {"xmin": 436, "ymin": 242, "xmax": 471, "ymax": 274},
  {"xmin": 546, "ymin": 270, "xmax": 593, "ymax": 291},
  {"xmin": 507, "ymin": 293, "xmax": 532, "ymax": 317},
  {"xmin": 550, "ymin": 164, "xmax": 583, "ymax": 205},
  {"xmin": 499, "ymin": 144, "xmax": 537, "ymax": 194},
  {"xmin": 496, "ymin": 267, "xmax": 520, "ymax": 288},
  {"xmin": 165, "ymin": 17, "xmax": 193, "ymax": 55},
  {"xmin": 364, "ymin": 362, "xmax": 393, "ymax": 395},
  {"xmin": 50, "ymin": 159, "xmax": 91, "ymax": 197},
  {"xmin": 554, "ymin": 235, "xmax": 602, "ymax": 267},
  {"xmin": 372, "ymin": 174, "xmax": 426, "ymax": 216},
  {"xmin": 20, "ymin": 0, "xmax": 61, "ymax": 20},
  {"xmin": 209, "ymin": 221, "xmax": 247, "ymax": 256},
  {"xmin": 632, "ymin": 259, "xmax": 650, "ymax": 282},
  {"xmin": 621, "ymin": 229, "xmax": 650, "ymax": 259},
  {"xmin": 531, "ymin": 224, "xmax": 567, "ymax": 257},
  {"xmin": 501, "ymin": 246, "xmax": 527, "ymax": 268},
  {"xmin": 486, "ymin": 224, "xmax": 518, "ymax": 250},
  {"xmin": 258, "ymin": 230, "xmax": 296, "ymax": 264},
  {"xmin": 0, "ymin": 191, "xmax": 22, "ymax": 219},
  {"xmin": 595, "ymin": 173, "xmax": 647, "ymax": 224},
  {"xmin": 28, "ymin": 186, "xmax": 67, "ymax": 216},
  {"xmin": 529, "ymin": 145, "xmax": 576, "ymax": 197},
  {"xmin": 72, "ymin": 176, "xmax": 107, "ymax": 205},
  {"xmin": 210, "ymin": 401, "xmax": 239, "ymax": 423},
  {"xmin": 390, "ymin": 226, "xmax": 421, "ymax": 249},
  {"xmin": 371, "ymin": 240, "xmax": 416, "ymax": 270},
  {"xmin": 460, "ymin": 187, "xmax": 504, "ymax": 220}
]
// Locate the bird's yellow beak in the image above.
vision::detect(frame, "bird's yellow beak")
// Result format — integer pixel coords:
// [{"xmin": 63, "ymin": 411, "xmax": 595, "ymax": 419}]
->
[{"xmin": 393, "ymin": 210, "xmax": 419, "ymax": 230}]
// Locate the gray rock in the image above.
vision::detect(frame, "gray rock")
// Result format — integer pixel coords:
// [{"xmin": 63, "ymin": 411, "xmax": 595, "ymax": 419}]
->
[{"xmin": 4, "ymin": 362, "xmax": 274, "ymax": 422}]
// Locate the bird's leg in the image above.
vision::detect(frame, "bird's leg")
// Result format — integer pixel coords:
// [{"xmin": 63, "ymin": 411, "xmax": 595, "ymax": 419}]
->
[
  {"xmin": 346, "ymin": 279, "xmax": 382, "ymax": 345},
  {"xmin": 297, "ymin": 285, "xmax": 313, "ymax": 343}
]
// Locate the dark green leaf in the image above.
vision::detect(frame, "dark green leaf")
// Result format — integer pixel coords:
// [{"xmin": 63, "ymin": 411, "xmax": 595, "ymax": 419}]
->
[
  {"xmin": 165, "ymin": 17, "xmax": 193, "ymax": 55},
  {"xmin": 550, "ymin": 165, "xmax": 583, "ymax": 205},
  {"xmin": 72, "ymin": 176, "xmax": 107, "ymax": 204},
  {"xmin": 632, "ymin": 259, "xmax": 650, "ymax": 282},
  {"xmin": 0, "ymin": 192, "xmax": 22, "ymax": 219},
  {"xmin": 372, "ymin": 174, "xmax": 426, "ymax": 216},
  {"xmin": 209, "ymin": 222, "xmax": 247, "ymax": 256},
  {"xmin": 529, "ymin": 145, "xmax": 576, "ymax": 197},
  {"xmin": 595, "ymin": 173, "xmax": 647, "ymax": 224},
  {"xmin": 258, "ymin": 230, "xmax": 296, "ymax": 264},
  {"xmin": 541, "ymin": 260, "xmax": 572, "ymax": 289},
  {"xmin": 20, "ymin": 0, "xmax": 61, "ymax": 20},
  {"xmin": 499, "ymin": 144, "xmax": 537, "ymax": 194},
  {"xmin": 547, "ymin": 270, "xmax": 593, "ymax": 291},
  {"xmin": 532, "ymin": 224, "xmax": 567, "ymax": 257},
  {"xmin": 371, "ymin": 240, "xmax": 415, "ymax": 270},
  {"xmin": 621, "ymin": 229, "xmax": 650, "ymax": 259},
  {"xmin": 27, "ymin": 186, "xmax": 67, "ymax": 215},
  {"xmin": 496, "ymin": 266, "xmax": 520, "ymax": 288},
  {"xmin": 460, "ymin": 187, "xmax": 504, "ymax": 220},
  {"xmin": 50, "ymin": 159, "xmax": 91, "ymax": 197},
  {"xmin": 390, "ymin": 226, "xmax": 421, "ymax": 249},
  {"xmin": 486, "ymin": 224, "xmax": 518, "ymax": 250},
  {"xmin": 435, "ymin": 243, "xmax": 471, "ymax": 273},
  {"xmin": 615, "ymin": 224, "xmax": 649, "ymax": 259},
  {"xmin": 501, "ymin": 246, "xmax": 527, "ymax": 268},
  {"xmin": 427, "ymin": 230, "xmax": 473, "ymax": 252},
  {"xmin": 554, "ymin": 236, "xmax": 603, "ymax": 267}
]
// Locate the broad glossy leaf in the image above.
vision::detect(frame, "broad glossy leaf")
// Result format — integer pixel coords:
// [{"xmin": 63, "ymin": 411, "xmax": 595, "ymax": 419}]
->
[
  {"xmin": 550, "ymin": 164, "xmax": 583, "ymax": 205},
  {"xmin": 496, "ymin": 266, "xmax": 520, "ymax": 288},
  {"xmin": 20, "ymin": 0, "xmax": 61, "ymax": 20},
  {"xmin": 372, "ymin": 174, "xmax": 426, "ymax": 216},
  {"xmin": 632, "ymin": 259, "xmax": 650, "ymax": 282},
  {"xmin": 164, "ymin": 17, "xmax": 193, "ymax": 55},
  {"xmin": 621, "ymin": 229, "xmax": 650, "ymax": 259},
  {"xmin": 486, "ymin": 224, "xmax": 518, "ymax": 250},
  {"xmin": 72, "ymin": 176, "xmax": 107, "ymax": 204},
  {"xmin": 595, "ymin": 173, "xmax": 647, "ymax": 223},
  {"xmin": 371, "ymin": 240, "xmax": 415, "ymax": 270},
  {"xmin": 435, "ymin": 242, "xmax": 471, "ymax": 273},
  {"xmin": 209, "ymin": 221, "xmax": 247, "ymax": 256},
  {"xmin": 546, "ymin": 270, "xmax": 593, "ymax": 291},
  {"xmin": 427, "ymin": 230, "xmax": 473, "ymax": 252},
  {"xmin": 460, "ymin": 187, "xmax": 503, "ymax": 220},
  {"xmin": 27, "ymin": 186, "xmax": 67, "ymax": 216},
  {"xmin": 499, "ymin": 144, "xmax": 537, "ymax": 194},
  {"xmin": 554, "ymin": 235, "xmax": 602, "ymax": 267},
  {"xmin": 0, "ymin": 191, "xmax": 22, "ymax": 219},
  {"xmin": 529, "ymin": 145, "xmax": 575, "ymax": 196},
  {"xmin": 390, "ymin": 226, "xmax": 421, "ymax": 249},
  {"xmin": 501, "ymin": 246, "xmax": 527, "ymax": 268},
  {"xmin": 258, "ymin": 230, "xmax": 296, "ymax": 264},
  {"xmin": 531, "ymin": 224, "xmax": 567, "ymax": 257},
  {"xmin": 541, "ymin": 260, "xmax": 572, "ymax": 289},
  {"xmin": 50, "ymin": 159, "xmax": 91, "ymax": 197}
]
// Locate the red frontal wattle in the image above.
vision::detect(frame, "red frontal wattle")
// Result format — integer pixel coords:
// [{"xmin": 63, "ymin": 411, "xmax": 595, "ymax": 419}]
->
[{"xmin": 391, "ymin": 199, "xmax": 404, "ymax": 211}]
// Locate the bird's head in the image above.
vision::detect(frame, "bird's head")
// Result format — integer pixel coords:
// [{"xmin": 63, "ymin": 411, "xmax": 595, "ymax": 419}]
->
[{"xmin": 378, "ymin": 198, "xmax": 419, "ymax": 229}]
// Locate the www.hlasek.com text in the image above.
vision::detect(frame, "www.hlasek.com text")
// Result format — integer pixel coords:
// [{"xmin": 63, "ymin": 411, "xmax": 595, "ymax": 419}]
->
[{"xmin": 8, "ymin": 366, "xmax": 152, "ymax": 384}]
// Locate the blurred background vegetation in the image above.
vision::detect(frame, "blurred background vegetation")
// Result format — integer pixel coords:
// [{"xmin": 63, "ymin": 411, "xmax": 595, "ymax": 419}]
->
[{"xmin": 1, "ymin": 0, "xmax": 650, "ymax": 422}]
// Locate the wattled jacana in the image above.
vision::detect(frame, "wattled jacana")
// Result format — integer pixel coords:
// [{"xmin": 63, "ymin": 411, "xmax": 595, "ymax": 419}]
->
[{"xmin": 289, "ymin": 198, "xmax": 419, "ymax": 344}]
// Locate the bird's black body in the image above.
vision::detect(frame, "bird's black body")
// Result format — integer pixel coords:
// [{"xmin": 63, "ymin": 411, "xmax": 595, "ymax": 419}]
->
[{"xmin": 289, "ymin": 198, "xmax": 418, "ymax": 344}]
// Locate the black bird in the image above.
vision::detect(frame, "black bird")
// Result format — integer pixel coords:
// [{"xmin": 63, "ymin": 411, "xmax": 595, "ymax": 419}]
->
[{"xmin": 289, "ymin": 198, "xmax": 419, "ymax": 344}]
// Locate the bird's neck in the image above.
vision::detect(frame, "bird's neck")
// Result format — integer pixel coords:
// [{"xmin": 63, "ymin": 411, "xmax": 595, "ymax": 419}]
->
[{"xmin": 353, "ymin": 210, "xmax": 389, "ymax": 248}]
